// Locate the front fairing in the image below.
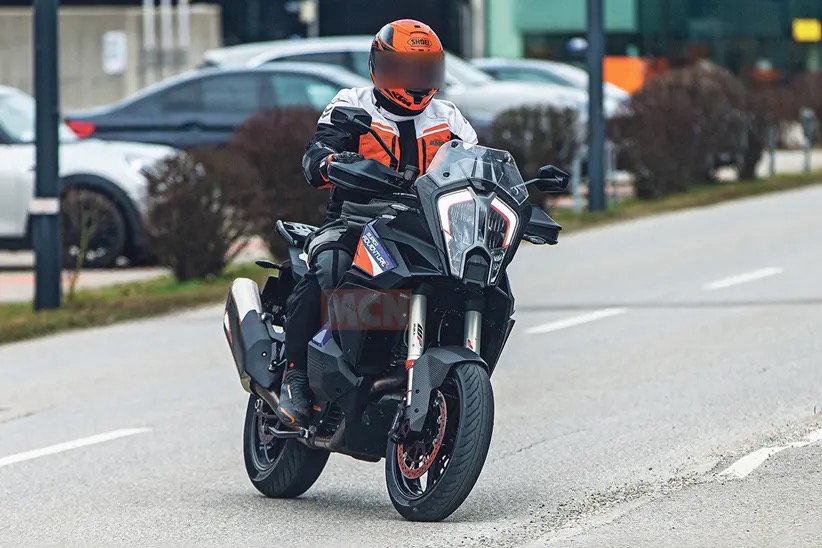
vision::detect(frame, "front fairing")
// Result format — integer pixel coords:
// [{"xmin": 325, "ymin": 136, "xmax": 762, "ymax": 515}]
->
[
  {"xmin": 412, "ymin": 140, "xmax": 530, "ymax": 288},
  {"xmin": 415, "ymin": 174, "xmax": 528, "ymax": 288}
]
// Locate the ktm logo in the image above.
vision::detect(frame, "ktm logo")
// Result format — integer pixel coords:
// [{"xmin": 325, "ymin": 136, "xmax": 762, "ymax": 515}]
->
[
  {"xmin": 429, "ymin": 138, "xmax": 445, "ymax": 147},
  {"xmin": 389, "ymin": 90, "xmax": 412, "ymax": 106},
  {"xmin": 408, "ymin": 38, "xmax": 432, "ymax": 47}
]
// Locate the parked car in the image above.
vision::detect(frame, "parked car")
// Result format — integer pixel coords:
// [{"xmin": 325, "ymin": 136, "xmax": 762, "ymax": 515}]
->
[
  {"xmin": 198, "ymin": 36, "xmax": 590, "ymax": 128},
  {"xmin": 471, "ymin": 58, "xmax": 629, "ymax": 117},
  {"xmin": 0, "ymin": 86, "xmax": 174, "ymax": 268},
  {"xmin": 65, "ymin": 63, "xmax": 370, "ymax": 149}
]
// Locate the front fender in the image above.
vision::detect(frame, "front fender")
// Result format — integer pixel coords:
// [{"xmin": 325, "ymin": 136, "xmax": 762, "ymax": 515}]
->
[{"xmin": 406, "ymin": 346, "xmax": 489, "ymax": 432}]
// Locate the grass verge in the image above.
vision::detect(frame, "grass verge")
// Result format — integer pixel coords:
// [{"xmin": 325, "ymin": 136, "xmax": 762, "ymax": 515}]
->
[
  {"xmin": 1, "ymin": 170, "xmax": 820, "ymax": 346},
  {"xmin": 0, "ymin": 264, "xmax": 266, "ymax": 346},
  {"xmin": 551, "ymin": 170, "xmax": 822, "ymax": 232}
]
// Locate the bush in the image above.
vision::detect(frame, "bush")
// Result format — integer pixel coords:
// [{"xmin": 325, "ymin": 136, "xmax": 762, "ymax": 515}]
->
[
  {"xmin": 230, "ymin": 107, "xmax": 328, "ymax": 259},
  {"xmin": 612, "ymin": 64, "xmax": 749, "ymax": 199},
  {"xmin": 484, "ymin": 105, "xmax": 582, "ymax": 205},
  {"xmin": 144, "ymin": 147, "xmax": 259, "ymax": 281}
]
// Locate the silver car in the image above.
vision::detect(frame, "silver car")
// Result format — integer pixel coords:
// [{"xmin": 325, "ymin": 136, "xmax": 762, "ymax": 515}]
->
[
  {"xmin": 0, "ymin": 86, "xmax": 175, "ymax": 267},
  {"xmin": 199, "ymin": 36, "xmax": 590, "ymax": 128},
  {"xmin": 471, "ymin": 58, "xmax": 629, "ymax": 117}
]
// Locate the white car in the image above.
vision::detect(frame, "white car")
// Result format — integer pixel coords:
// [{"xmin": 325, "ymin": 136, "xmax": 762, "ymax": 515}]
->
[
  {"xmin": 199, "ymin": 36, "xmax": 590, "ymax": 128},
  {"xmin": 471, "ymin": 58, "xmax": 630, "ymax": 117},
  {"xmin": 0, "ymin": 86, "xmax": 175, "ymax": 267}
]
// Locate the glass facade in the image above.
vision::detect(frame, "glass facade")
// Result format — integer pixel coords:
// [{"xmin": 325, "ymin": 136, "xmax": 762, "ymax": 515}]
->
[{"xmin": 517, "ymin": 0, "xmax": 822, "ymax": 83}]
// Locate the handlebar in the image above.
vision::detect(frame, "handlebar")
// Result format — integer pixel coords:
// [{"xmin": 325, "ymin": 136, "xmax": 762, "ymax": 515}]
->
[{"xmin": 328, "ymin": 158, "xmax": 417, "ymax": 196}]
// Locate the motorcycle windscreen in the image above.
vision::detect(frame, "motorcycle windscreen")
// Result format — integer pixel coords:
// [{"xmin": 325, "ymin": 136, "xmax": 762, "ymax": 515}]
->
[{"xmin": 371, "ymin": 50, "xmax": 445, "ymax": 90}]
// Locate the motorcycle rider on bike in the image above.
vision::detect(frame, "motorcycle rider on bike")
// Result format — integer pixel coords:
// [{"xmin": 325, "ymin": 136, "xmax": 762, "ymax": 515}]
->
[{"xmin": 276, "ymin": 19, "xmax": 479, "ymax": 427}]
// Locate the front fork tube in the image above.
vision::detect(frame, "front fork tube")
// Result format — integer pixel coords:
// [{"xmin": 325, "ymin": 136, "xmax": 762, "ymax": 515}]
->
[
  {"xmin": 405, "ymin": 290, "xmax": 427, "ymax": 405},
  {"xmin": 404, "ymin": 290, "xmax": 484, "ymax": 407},
  {"xmin": 464, "ymin": 310, "xmax": 482, "ymax": 354}
]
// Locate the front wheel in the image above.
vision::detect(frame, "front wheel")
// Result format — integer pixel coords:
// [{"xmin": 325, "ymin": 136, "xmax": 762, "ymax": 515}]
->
[
  {"xmin": 385, "ymin": 362, "xmax": 494, "ymax": 521},
  {"xmin": 243, "ymin": 394, "xmax": 329, "ymax": 498}
]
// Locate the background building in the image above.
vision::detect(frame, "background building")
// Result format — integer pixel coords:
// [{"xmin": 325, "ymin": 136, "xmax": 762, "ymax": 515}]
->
[{"xmin": 486, "ymin": 0, "xmax": 822, "ymax": 83}]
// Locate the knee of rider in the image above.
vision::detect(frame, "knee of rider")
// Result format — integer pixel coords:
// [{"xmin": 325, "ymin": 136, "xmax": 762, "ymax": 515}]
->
[{"xmin": 314, "ymin": 250, "xmax": 352, "ymax": 290}]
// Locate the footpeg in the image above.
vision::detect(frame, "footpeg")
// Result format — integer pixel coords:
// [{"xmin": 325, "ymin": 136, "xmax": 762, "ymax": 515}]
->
[{"xmin": 266, "ymin": 426, "xmax": 310, "ymax": 439}]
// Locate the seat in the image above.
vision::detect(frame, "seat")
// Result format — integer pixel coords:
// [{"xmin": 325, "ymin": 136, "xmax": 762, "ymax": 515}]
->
[{"xmin": 276, "ymin": 220, "xmax": 319, "ymax": 249}]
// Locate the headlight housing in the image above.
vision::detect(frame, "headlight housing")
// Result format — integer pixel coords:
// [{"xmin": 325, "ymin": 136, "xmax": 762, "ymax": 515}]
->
[
  {"xmin": 437, "ymin": 189, "xmax": 476, "ymax": 277},
  {"xmin": 436, "ymin": 189, "xmax": 519, "ymax": 284}
]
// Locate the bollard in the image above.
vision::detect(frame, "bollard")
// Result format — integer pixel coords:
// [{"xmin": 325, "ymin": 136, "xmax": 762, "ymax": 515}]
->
[
  {"xmin": 800, "ymin": 107, "xmax": 816, "ymax": 175},
  {"xmin": 767, "ymin": 124, "xmax": 776, "ymax": 178}
]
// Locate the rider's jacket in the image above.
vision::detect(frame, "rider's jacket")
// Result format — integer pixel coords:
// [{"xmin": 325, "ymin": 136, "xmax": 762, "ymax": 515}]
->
[{"xmin": 303, "ymin": 87, "xmax": 478, "ymax": 222}]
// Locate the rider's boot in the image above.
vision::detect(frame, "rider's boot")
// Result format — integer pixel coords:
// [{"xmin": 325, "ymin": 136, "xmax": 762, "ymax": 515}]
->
[{"xmin": 275, "ymin": 364, "xmax": 312, "ymax": 428}]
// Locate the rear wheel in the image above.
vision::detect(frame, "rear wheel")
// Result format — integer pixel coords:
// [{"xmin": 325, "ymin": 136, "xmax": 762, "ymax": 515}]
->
[
  {"xmin": 385, "ymin": 362, "xmax": 494, "ymax": 521},
  {"xmin": 61, "ymin": 188, "xmax": 128, "ymax": 269},
  {"xmin": 243, "ymin": 394, "xmax": 329, "ymax": 498}
]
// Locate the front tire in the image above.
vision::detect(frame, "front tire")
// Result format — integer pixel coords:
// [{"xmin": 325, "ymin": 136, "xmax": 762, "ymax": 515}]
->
[
  {"xmin": 385, "ymin": 362, "xmax": 494, "ymax": 521},
  {"xmin": 243, "ymin": 394, "xmax": 329, "ymax": 498}
]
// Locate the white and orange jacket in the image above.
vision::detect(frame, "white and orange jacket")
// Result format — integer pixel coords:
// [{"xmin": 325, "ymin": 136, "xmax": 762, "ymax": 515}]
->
[{"xmin": 303, "ymin": 86, "xmax": 478, "ymax": 222}]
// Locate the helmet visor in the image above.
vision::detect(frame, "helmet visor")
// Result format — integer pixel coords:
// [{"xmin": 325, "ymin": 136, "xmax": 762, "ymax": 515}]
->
[{"xmin": 371, "ymin": 50, "xmax": 445, "ymax": 90}]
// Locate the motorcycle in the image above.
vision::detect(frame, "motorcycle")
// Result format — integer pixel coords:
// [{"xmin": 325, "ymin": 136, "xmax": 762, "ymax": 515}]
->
[{"xmin": 223, "ymin": 106, "xmax": 568, "ymax": 521}]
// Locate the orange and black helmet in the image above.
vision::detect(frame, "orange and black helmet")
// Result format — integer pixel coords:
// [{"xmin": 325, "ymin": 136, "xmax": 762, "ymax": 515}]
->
[{"xmin": 369, "ymin": 19, "xmax": 445, "ymax": 114}]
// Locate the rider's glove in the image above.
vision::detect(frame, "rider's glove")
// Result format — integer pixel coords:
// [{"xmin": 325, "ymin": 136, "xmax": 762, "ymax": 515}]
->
[{"xmin": 320, "ymin": 152, "xmax": 365, "ymax": 182}]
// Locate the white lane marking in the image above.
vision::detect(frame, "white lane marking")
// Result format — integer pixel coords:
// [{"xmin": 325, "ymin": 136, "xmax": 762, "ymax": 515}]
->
[
  {"xmin": 526, "ymin": 308, "xmax": 627, "ymax": 335},
  {"xmin": 0, "ymin": 428, "xmax": 151, "ymax": 469},
  {"xmin": 718, "ymin": 428, "xmax": 822, "ymax": 480},
  {"xmin": 703, "ymin": 267, "xmax": 784, "ymax": 291},
  {"xmin": 717, "ymin": 446, "xmax": 787, "ymax": 479}
]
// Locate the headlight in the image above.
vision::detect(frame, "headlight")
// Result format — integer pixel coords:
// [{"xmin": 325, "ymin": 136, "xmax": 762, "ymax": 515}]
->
[
  {"xmin": 124, "ymin": 154, "xmax": 154, "ymax": 176},
  {"xmin": 437, "ymin": 189, "xmax": 476, "ymax": 276},
  {"xmin": 437, "ymin": 190, "xmax": 520, "ymax": 284}
]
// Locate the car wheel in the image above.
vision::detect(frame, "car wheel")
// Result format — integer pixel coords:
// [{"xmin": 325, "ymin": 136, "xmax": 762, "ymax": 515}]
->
[{"xmin": 61, "ymin": 187, "xmax": 128, "ymax": 269}]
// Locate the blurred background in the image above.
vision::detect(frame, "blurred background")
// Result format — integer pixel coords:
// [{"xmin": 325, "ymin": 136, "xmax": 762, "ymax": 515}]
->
[{"xmin": 2, "ymin": 0, "xmax": 822, "ymax": 109}]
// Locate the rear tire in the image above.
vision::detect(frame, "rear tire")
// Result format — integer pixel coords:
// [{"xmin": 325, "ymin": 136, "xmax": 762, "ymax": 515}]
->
[
  {"xmin": 385, "ymin": 362, "xmax": 494, "ymax": 521},
  {"xmin": 61, "ymin": 188, "xmax": 128, "ymax": 269},
  {"xmin": 243, "ymin": 394, "xmax": 329, "ymax": 498}
]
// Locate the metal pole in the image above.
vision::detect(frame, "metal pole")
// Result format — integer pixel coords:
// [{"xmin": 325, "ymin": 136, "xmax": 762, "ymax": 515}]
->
[
  {"xmin": 159, "ymin": 0, "xmax": 173, "ymax": 77},
  {"xmin": 586, "ymin": 0, "xmax": 606, "ymax": 212},
  {"xmin": 142, "ymin": 0, "xmax": 156, "ymax": 85},
  {"xmin": 33, "ymin": 0, "xmax": 62, "ymax": 310},
  {"xmin": 178, "ymin": 0, "xmax": 190, "ymax": 69},
  {"xmin": 768, "ymin": 124, "xmax": 776, "ymax": 177}
]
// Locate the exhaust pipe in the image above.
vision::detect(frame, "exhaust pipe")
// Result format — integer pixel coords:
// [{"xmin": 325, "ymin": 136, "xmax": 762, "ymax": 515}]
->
[
  {"xmin": 253, "ymin": 384, "xmax": 280, "ymax": 412},
  {"xmin": 370, "ymin": 372, "xmax": 406, "ymax": 394}
]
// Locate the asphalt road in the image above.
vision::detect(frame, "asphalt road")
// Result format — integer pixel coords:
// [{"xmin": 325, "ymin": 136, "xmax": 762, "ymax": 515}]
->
[{"xmin": 1, "ymin": 185, "xmax": 821, "ymax": 547}]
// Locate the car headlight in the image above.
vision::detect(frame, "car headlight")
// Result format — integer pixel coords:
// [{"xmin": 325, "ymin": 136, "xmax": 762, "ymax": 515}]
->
[{"xmin": 124, "ymin": 154, "xmax": 155, "ymax": 176}]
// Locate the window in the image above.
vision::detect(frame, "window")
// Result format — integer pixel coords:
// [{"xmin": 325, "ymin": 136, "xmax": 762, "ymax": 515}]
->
[
  {"xmin": 269, "ymin": 73, "xmax": 340, "ymax": 111},
  {"xmin": 202, "ymin": 74, "xmax": 262, "ymax": 114},
  {"xmin": 0, "ymin": 91, "xmax": 75, "ymax": 143},
  {"xmin": 494, "ymin": 68, "xmax": 569, "ymax": 85},
  {"xmin": 351, "ymin": 51, "xmax": 372, "ymax": 79},
  {"xmin": 160, "ymin": 80, "xmax": 203, "ymax": 112},
  {"xmin": 160, "ymin": 74, "xmax": 262, "ymax": 115},
  {"xmin": 276, "ymin": 51, "xmax": 351, "ymax": 69}
]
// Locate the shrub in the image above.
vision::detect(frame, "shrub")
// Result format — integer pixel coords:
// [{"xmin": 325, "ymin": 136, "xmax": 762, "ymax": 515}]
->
[
  {"xmin": 612, "ymin": 64, "xmax": 749, "ymax": 199},
  {"xmin": 144, "ymin": 147, "xmax": 259, "ymax": 281},
  {"xmin": 230, "ymin": 107, "xmax": 328, "ymax": 259},
  {"xmin": 485, "ymin": 105, "xmax": 582, "ymax": 205}
]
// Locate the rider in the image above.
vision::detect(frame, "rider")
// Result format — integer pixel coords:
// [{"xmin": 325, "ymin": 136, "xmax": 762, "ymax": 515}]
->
[{"xmin": 276, "ymin": 19, "xmax": 478, "ymax": 427}]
